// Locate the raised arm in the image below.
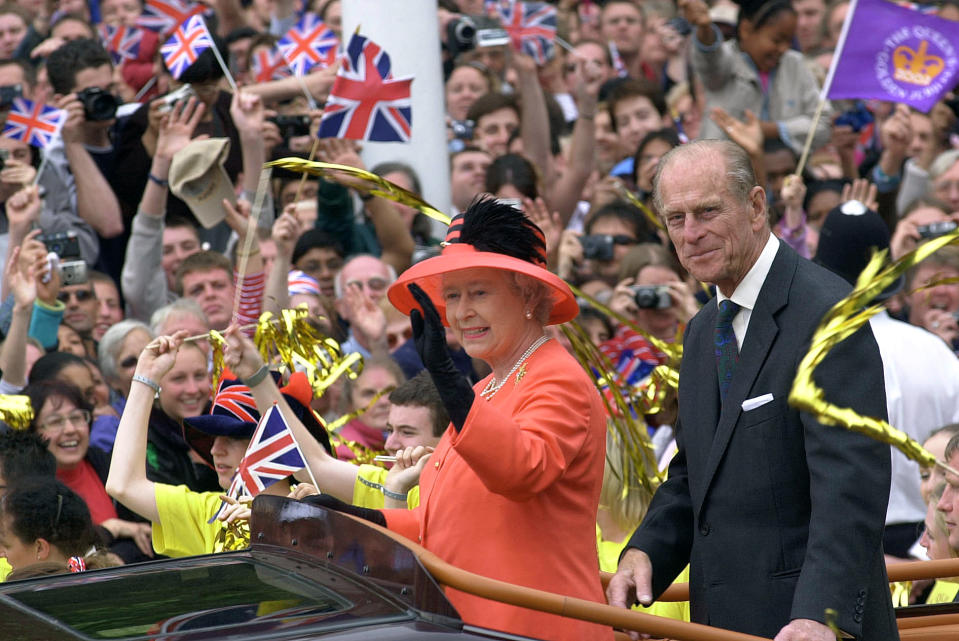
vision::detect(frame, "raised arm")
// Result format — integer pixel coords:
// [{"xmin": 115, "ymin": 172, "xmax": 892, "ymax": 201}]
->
[
  {"xmin": 106, "ymin": 332, "xmax": 187, "ymax": 523},
  {"xmin": 122, "ymin": 98, "xmax": 205, "ymax": 321},
  {"xmin": 221, "ymin": 325, "xmax": 361, "ymax": 501},
  {"xmin": 262, "ymin": 207, "xmax": 298, "ymax": 314},
  {"xmin": 513, "ymin": 52, "xmax": 553, "ymax": 186}
]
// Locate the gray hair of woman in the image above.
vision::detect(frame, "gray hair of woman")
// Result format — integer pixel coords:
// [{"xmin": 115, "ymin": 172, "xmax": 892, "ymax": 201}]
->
[{"xmin": 98, "ymin": 320, "xmax": 154, "ymax": 384}]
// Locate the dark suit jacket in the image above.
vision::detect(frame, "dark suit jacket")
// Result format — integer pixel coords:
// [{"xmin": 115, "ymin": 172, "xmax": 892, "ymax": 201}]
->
[{"xmin": 628, "ymin": 242, "xmax": 898, "ymax": 639}]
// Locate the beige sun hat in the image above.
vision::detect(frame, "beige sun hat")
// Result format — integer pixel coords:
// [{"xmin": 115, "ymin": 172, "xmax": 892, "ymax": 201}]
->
[{"xmin": 169, "ymin": 138, "xmax": 236, "ymax": 228}]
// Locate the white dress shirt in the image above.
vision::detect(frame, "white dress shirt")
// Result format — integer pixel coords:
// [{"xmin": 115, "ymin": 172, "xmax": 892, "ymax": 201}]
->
[{"xmin": 716, "ymin": 233, "xmax": 780, "ymax": 349}]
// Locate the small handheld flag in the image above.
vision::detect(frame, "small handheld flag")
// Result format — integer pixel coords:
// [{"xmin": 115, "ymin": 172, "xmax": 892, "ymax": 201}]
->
[
  {"xmin": 137, "ymin": 0, "xmax": 205, "ymax": 35},
  {"xmin": 2, "ymin": 98, "xmax": 67, "ymax": 148},
  {"xmin": 99, "ymin": 24, "xmax": 144, "ymax": 65},
  {"xmin": 277, "ymin": 13, "xmax": 338, "ymax": 76},
  {"xmin": 318, "ymin": 32, "xmax": 413, "ymax": 142},
  {"xmin": 161, "ymin": 14, "xmax": 214, "ymax": 79},
  {"xmin": 489, "ymin": 0, "xmax": 557, "ymax": 65},
  {"xmin": 237, "ymin": 403, "xmax": 307, "ymax": 497}
]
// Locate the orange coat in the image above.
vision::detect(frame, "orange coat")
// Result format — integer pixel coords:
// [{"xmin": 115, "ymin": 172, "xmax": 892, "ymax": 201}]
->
[{"xmin": 385, "ymin": 341, "xmax": 613, "ymax": 641}]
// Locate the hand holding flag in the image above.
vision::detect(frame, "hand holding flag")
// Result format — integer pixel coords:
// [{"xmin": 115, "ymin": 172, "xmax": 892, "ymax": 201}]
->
[
  {"xmin": 488, "ymin": 0, "xmax": 557, "ymax": 65},
  {"xmin": 99, "ymin": 24, "xmax": 144, "ymax": 65}
]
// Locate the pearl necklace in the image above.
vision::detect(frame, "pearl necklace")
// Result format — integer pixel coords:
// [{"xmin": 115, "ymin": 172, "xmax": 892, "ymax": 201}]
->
[{"xmin": 479, "ymin": 335, "xmax": 551, "ymax": 400}]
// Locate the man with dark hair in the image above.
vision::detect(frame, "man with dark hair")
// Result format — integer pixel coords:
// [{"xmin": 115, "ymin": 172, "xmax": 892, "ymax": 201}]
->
[
  {"xmin": 581, "ymin": 200, "xmax": 656, "ymax": 286},
  {"xmin": 466, "ymin": 92, "xmax": 520, "ymax": 158},
  {"xmin": 175, "ymin": 251, "xmax": 240, "ymax": 331},
  {"xmin": 608, "ymin": 140, "xmax": 894, "ymax": 639},
  {"xmin": 289, "ymin": 370, "xmax": 448, "ymax": 510},
  {"xmin": 291, "ymin": 229, "xmax": 345, "ymax": 301},
  {"xmin": 606, "ymin": 78, "xmax": 671, "ymax": 176},
  {"xmin": 44, "ymin": 38, "xmax": 124, "ymax": 277}
]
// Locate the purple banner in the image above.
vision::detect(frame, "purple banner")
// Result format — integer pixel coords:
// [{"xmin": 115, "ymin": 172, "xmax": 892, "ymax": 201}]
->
[{"xmin": 828, "ymin": 0, "xmax": 959, "ymax": 112}]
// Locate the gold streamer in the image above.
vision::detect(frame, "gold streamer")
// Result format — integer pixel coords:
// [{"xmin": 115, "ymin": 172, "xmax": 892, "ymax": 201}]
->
[
  {"xmin": 252, "ymin": 306, "xmax": 364, "ymax": 398},
  {"xmin": 570, "ymin": 283, "xmax": 682, "ymax": 366},
  {"xmin": 789, "ymin": 228, "xmax": 959, "ymax": 468},
  {"xmin": 562, "ymin": 320, "xmax": 663, "ymax": 494},
  {"xmin": 209, "ymin": 330, "xmax": 226, "ymax": 393},
  {"xmin": 0, "ymin": 395, "xmax": 33, "ymax": 431},
  {"xmin": 265, "ymin": 158, "xmax": 452, "ymax": 226},
  {"xmin": 325, "ymin": 384, "xmax": 396, "ymax": 466},
  {"xmin": 614, "ymin": 181, "xmax": 665, "ymax": 232}
]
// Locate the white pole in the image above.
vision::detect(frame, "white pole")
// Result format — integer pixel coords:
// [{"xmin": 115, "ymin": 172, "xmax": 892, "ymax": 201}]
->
[{"xmin": 341, "ymin": 0, "xmax": 452, "ymax": 234}]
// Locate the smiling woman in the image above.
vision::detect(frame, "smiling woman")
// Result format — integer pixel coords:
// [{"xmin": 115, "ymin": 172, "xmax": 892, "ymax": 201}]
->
[{"xmin": 22, "ymin": 381, "xmax": 156, "ymax": 564}]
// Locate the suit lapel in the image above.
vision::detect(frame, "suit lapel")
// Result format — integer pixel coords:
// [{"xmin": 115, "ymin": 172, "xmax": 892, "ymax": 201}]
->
[{"xmin": 698, "ymin": 244, "xmax": 795, "ymax": 504}]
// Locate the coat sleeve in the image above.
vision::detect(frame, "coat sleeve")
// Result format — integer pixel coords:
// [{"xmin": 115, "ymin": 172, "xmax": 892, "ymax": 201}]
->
[
  {"xmin": 448, "ymin": 372, "xmax": 594, "ymax": 501},
  {"xmin": 778, "ymin": 55, "xmax": 833, "ymax": 155},
  {"xmin": 121, "ymin": 210, "xmax": 169, "ymax": 322},
  {"xmin": 623, "ymin": 420, "xmax": 695, "ymax": 599},
  {"xmin": 789, "ymin": 320, "xmax": 890, "ymax": 636},
  {"xmin": 689, "ymin": 26, "xmax": 736, "ymax": 92}
]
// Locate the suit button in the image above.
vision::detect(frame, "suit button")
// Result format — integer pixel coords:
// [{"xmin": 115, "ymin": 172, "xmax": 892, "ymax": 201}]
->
[
  {"xmin": 699, "ymin": 522, "xmax": 711, "ymax": 536},
  {"xmin": 853, "ymin": 613, "xmax": 862, "ymax": 623}
]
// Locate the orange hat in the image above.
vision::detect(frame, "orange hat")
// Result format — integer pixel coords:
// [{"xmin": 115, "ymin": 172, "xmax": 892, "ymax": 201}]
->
[{"xmin": 388, "ymin": 198, "xmax": 577, "ymax": 325}]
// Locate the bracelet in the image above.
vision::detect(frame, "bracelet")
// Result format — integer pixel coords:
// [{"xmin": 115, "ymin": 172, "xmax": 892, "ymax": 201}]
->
[
  {"xmin": 243, "ymin": 364, "xmax": 270, "ymax": 387},
  {"xmin": 148, "ymin": 173, "xmax": 169, "ymax": 187},
  {"xmin": 132, "ymin": 374, "xmax": 160, "ymax": 394},
  {"xmin": 382, "ymin": 487, "xmax": 408, "ymax": 501}
]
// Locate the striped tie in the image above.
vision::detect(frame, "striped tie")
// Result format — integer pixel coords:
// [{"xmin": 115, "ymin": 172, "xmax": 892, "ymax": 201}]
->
[{"xmin": 715, "ymin": 299, "xmax": 741, "ymax": 400}]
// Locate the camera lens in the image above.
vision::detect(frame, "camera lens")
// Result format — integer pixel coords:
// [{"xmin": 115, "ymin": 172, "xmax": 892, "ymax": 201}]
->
[
  {"xmin": 80, "ymin": 88, "xmax": 119, "ymax": 121},
  {"xmin": 634, "ymin": 288, "xmax": 657, "ymax": 308},
  {"xmin": 453, "ymin": 18, "xmax": 476, "ymax": 46}
]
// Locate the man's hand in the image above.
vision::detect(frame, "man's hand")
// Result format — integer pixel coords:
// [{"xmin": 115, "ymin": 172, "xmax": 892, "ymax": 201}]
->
[
  {"xmin": 155, "ymin": 96, "xmax": 205, "ymax": 161},
  {"xmin": 230, "ymin": 91, "xmax": 268, "ymax": 141},
  {"xmin": 272, "ymin": 208, "xmax": 300, "ymax": 258},
  {"xmin": 55, "ymin": 93, "xmax": 86, "ymax": 145},
  {"xmin": 840, "ymin": 178, "xmax": 878, "ymax": 212},
  {"xmin": 343, "ymin": 282, "xmax": 387, "ymax": 348},
  {"xmin": 0, "ymin": 158, "xmax": 37, "ymax": 187},
  {"xmin": 878, "ymin": 103, "xmax": 912, "ymax": 164},
  {"xmin": 385, "ymin": 446, "xmax": 434, "ymax": 494},
  {"xmin": 5, "ymin": 185, "xmax": 41, "ymax": 235},
  {"xmin": 607, "ymin": 548, "xmax": 655, "ymax": 640},
  {"xmin": 773, "ymin": 618, "xmax": 835, "ymax": 641}
]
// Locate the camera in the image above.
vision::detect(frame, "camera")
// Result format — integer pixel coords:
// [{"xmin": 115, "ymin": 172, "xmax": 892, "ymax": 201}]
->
[
  {"xmin": 39, "ymin": 231, "xmax": 87, "ymax": 285},
  {"xmin": 38, "ymin": 231, "xmax": 81, "ymax": 259},
  {"xmin": 77, "ymin": 87, "xmax": 120, "ymax": 121},
  {"xmin": 497, "ymin": 197, "xmax": 523, "ymax": 211},
  {"xmin": 269, "ymin": 114, "xmax": 312, "ymax": 141},
  {"xmin": 918, "ymin": 221, "xmax": 958, "ymax": 239},
  {"xmin": 445, "ymin": 15, "xmax": 509, "ymax": 58},
  {"xmin": 631, "ymin": 285, "xmax": 671, "ymax": 310},
  {"xmin": 0, "ymin": 84, "xmax": 22, "ymax": 109},
  {"xmin": 157, "ymin": 84, "xmax": 196, "ymax": 114},
  {"xmin": 450, "ymin": 119, "xmax": 474, "ymax": 140},
  {"xmin": 580, "ymin": 234, "xmax": 614, "ymax": 261}
]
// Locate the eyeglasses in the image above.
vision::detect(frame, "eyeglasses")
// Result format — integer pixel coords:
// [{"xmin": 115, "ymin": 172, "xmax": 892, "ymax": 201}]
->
[
  {"xmin": 610, "ymin": 234, "xmax": 638, "ymax": 246},
  {"xmin": 387, "ymin": 327, "xmax": 413, "ymax": 349},
  {"xmin": 347, "ymin": 278, "xmax": 389, "ymax": 292},
  {"xmin": 38, "ymin": 409, "xmax": 91, "ymax": 433},
  {"xmin": 58, "ymin": 289, "xmax": 95, "ymax": 303}
]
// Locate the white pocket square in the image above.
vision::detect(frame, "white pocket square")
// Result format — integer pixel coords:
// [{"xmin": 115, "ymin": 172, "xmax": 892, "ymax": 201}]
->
[{"xmin": 742, "ymin": 393, "xmax": 774, "ymax": 412}]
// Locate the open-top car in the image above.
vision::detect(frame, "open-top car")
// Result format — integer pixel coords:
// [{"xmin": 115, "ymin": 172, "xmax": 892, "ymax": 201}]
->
[{"xmin": 1, "ymin": 495, "xmax": 958, "ymax": 641}]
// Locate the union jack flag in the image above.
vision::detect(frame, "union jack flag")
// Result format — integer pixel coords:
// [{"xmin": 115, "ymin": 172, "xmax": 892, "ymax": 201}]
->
[
  {"xmin": 236, "ymin": 404, "xmax": 307, "ymax": 496},
  {"xmin": 137, "ymin": 0, "xmax": 205, "ymax": 35},
  {"xmin": 250, "ymin": 47, "xmax": 291, "ymax": 83},
  {"xmin": 277, "ymin": 13, "xmax": 338, "ymax": 76},
  {"xmin": 2, "ymin": 98, "xmax": 67, "ymax": 148},
  {"xmin": 318, "ymin": 33, "xmax": 413, "ymax": 142},
  {"xmin": 488, "ymin": 0, "xmax": 557, "ymax": 65},
  {"xmin": 99, "ymin": 24, "xmax": 144, "ymax": 65},
  {"xmin": 161, "ymin": 14, "xmax": 214, "ymax": 79}
]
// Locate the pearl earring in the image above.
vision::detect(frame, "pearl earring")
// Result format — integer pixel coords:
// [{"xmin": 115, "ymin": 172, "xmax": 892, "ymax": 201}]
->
[{"xmin": 525, "ymin": 309, "xmax": 532, "ymax": 320}]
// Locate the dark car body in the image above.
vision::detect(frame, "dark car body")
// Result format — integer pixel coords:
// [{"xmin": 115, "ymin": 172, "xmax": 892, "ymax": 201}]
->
[{"xmin": 0, "ymin": 496, "xmax": 539, "ymax": 641}]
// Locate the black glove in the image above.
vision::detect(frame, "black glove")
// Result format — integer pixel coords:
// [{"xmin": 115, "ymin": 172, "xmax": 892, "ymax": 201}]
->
[
  {"xmin": 301, "ymin": 493, "xmax": 386, "ymax": 527},
  {"xmin": 408, "ymin": 283, "xmax": 475, "ymax": 432}
]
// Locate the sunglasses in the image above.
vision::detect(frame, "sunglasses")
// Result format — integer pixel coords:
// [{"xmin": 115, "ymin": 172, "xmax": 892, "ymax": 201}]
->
[
  {"xmin": 119, "ymin": 356, "xmax": 138, "ymax": 369},
  {"xmin": 58, "ymin": 289, "xmax": 95, "ymax": 303}
]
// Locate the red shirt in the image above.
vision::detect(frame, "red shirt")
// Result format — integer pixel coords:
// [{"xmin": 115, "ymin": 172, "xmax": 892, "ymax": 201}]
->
[{"xmin": 57, "ymin": 460, "xmax": 117, "ymax": 525}]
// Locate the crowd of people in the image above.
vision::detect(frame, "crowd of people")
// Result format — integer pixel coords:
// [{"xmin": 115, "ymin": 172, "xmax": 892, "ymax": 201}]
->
[{"xmin": 0, "ymin": 0, "xmax": 958, "ymax": 638}]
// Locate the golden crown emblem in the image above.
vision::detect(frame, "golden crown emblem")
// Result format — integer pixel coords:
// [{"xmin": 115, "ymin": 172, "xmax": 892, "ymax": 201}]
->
[{"xmin": 893, "ymin": 39, "xmax": 945, "ymax": 86}]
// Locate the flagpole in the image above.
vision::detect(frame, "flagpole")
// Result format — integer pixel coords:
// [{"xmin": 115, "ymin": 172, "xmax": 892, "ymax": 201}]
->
[
  {"xmin": 794, "ymin": 0, "xmax": 861, "ymax": 176},
  {"xmin": 231, "ymin": 167, "xmax": 269, "ymax": 324},
  {"xmin": 207, "ymin": 40, "xmax": 239, "ymax": 94},
  {"xmin": 33, "ymin": 144, "xmax": 52, "ymax": 187}
]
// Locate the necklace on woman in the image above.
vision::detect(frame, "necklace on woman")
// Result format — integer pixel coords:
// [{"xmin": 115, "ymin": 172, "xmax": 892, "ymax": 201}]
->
[{"xmin": 480, "ymin": 335, "xmax": 551, "ymax": 400}]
